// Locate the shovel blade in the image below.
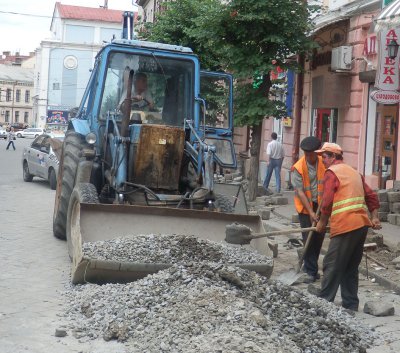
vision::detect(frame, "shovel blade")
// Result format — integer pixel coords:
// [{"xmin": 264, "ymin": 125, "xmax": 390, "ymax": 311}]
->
[{"xmin": 277, "ymin": 269, "xmax": 303, "ymax": 286}]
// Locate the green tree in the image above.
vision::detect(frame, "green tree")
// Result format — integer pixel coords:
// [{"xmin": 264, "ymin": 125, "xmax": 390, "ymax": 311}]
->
[{"xmin": 138, "ymin": 0, "xmax": 318, "ymax": 200}]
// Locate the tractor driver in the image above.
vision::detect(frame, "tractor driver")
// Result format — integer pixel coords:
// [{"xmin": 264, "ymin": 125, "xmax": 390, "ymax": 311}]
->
[{"xmin": 131, "ymin": 72, "xmax": 154, "ymax": 111}]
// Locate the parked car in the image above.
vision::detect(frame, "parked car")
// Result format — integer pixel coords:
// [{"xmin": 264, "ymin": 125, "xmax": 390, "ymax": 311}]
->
[
  {"xmin": 17, "ymin": 128, "xmax": 46, "ymax": 138},
  {"xmin": 10, "ymin": 122, "xmax": 29, "ymax": 132},
  {"xmin": 0, "ymin": 128, "xmax": 7, "ymax": 139},
  {"xmin": 22, "ymin": 134, "xmax": 64, "ymax": 189}
]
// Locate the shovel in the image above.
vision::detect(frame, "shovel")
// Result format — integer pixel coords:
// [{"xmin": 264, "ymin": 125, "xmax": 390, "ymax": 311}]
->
[
  {"xmin": 277, "ymin": 205, "xmax": 322, "ymax": 285},
  {"xmin": 224, "ymin": 222, "xmax": 316, "ymax": 245}
]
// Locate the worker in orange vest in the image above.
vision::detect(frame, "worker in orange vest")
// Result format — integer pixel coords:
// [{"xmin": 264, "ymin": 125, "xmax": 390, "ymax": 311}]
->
[
  {"xmin": 314, "ymin": 142, "xmax": 381, "ymax": 312},
  {"xmin": 291, "ymin": 136, "xmax": 326, "ymax": 283}
]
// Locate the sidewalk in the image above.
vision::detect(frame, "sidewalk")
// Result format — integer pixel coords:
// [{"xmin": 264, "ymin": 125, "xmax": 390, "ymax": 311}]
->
[{"xmin": 263, "ymin": 190, "xmax": 400, "ymax": 294}]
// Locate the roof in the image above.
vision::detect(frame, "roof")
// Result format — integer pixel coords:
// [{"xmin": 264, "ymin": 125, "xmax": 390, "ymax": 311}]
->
[
  {"xmin": 0, "ymin": 64, "xmax": 34, "ymax": 83},
  {"xmin": 375, "ymin": 0, "xmax": 400, "ymax": 31},
  {"xmin": 55, "ymin": 2, "xmax": 123, "ymax": 23}
]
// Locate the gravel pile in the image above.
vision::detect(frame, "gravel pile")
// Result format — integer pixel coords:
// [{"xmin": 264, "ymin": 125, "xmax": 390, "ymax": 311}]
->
[
  {"xmin": 82, "ymin": 234, "xmax": 273, "ymax": 265},
  {"xmin": 62, "ymin": 263, "xmax": 377, "ymax": 352}
]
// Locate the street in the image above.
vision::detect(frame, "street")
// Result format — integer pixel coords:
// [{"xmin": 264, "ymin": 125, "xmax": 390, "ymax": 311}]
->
[
  {"xmin": 1, "ymin": 137, "xmax": 400, "ymax": 353},
  {"xmin": 0, "ymin": 138, "xmax": 126, "ymax": 353}
]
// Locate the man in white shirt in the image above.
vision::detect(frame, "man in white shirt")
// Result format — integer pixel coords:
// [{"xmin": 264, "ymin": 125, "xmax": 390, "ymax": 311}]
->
[{"xmin": 263, "ymin": 132, "xmax": 285, "ymax": 193}]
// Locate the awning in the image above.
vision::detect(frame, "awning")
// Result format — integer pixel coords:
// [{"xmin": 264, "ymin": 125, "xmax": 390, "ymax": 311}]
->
[{"xmin": 375, "ymin": 0, "xmax": 400, "ymax": 31}]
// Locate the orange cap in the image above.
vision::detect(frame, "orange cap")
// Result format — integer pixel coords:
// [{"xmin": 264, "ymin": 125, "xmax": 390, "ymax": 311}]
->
[{"xmin": 315, "ymin": 142, "xmax": 343, "ymax": 155}]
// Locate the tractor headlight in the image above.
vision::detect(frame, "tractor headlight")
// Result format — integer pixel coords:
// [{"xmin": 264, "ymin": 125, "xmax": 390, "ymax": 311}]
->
[{"xmin": 85, "ymin": 132, "xmax": 97, "ymax": 145}]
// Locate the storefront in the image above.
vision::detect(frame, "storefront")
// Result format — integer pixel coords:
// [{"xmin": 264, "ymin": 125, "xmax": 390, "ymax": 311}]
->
[{"xmin": 364, "ymin": 0, "xmax": 400, "ymax": 189}]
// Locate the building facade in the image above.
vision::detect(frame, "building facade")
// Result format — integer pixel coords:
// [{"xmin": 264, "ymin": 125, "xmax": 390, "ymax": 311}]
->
[
  {"xmin": 34, "ymin": 3, "xmax": 124, "ymax": 130},
  {"xmin": 0, "ymin": 63, "xmax": 34, "ymax": 128}
]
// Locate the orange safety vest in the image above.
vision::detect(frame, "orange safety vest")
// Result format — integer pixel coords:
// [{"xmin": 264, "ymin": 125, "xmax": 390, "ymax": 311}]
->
[
  {"xmin": 292, "ymin": 156, "xmax": 325, "ymax": 214},
  {"xmin": 328, "ymin": 163, "xmax": 372, "ymax": 237}
]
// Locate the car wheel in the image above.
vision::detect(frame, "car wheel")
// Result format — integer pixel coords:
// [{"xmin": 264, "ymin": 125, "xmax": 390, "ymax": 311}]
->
[
  {"xmin": 23, "ymin": 161, "xmax": 34, "ymax": 182},
  {"xmin": 53, "ymin": 131, "xmax": 89, "ymax": 240},
  {"xmin": 35, "ymin": 134, "xmax": 39, "ymax": 138},
  {"xmin": 66, "ymin": 183, "xmax": 99, "ymax": 260},
  {"xmin": 17, "ymin": 133, "xmax": 22, "ymax": 138},
  {"xmin": 49, "ymin": 168, "xmax": 57, "ymax": 190}
]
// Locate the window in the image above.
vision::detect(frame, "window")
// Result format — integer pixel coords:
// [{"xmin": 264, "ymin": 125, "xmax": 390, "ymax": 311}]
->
[
  {"xmin": 6, "ymin": 89, "xmax": 12, "ymax": 102},
  {"xmin": 25, "ymin": 90, "xmax": 30, "ymax": 103},
  {"xmin": 99, "ymin": 51, "xmax": 194, "ymax": 127},
  {"xmin": 16, "ymin": 89, "xmax": 21, "ymax": 102},
  {"xmin": 5, "ymin": 111, "xmax": 10, "ymax": 122},
  {"xmin": 24, "ymin": 112, "xmax": 29, "ymax": 123},
  {"xmin": 15, "ymin": 111, "xmax": 19, "ymax": 122}
]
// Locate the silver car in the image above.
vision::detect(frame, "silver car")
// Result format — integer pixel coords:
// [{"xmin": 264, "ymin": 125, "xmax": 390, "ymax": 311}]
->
[
  {"xmin": 22, "ymin": 134, "xmax": 64, "ymax": 189},
  {"xmin": 18, "ymin": 128, "xmax": 46, "ymax": 138},
  {"xmin": 0, "ymin": 128, "xmax": 7, "ymax": 139}
]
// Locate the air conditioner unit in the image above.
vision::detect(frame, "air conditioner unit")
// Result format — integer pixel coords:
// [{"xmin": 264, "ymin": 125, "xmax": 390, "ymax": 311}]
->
[
  {"xmin": 331, "ymin": 46, "xmax": 352, "ymax": 71},
  {"xmin": 0, "ymin": 110, "xmax": 5, "ymax": 115}
]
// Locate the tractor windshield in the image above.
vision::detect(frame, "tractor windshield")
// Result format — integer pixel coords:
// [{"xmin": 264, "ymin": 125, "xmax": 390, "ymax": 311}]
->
[{"xmin": 99, "ymin": 51, "xmax": 194, "ymax": 127}]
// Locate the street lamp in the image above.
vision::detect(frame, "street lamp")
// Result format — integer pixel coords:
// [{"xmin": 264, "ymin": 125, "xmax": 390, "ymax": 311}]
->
[{"xmin": 388, "ymin": 39, "xmax": 399, "ymax": 60}]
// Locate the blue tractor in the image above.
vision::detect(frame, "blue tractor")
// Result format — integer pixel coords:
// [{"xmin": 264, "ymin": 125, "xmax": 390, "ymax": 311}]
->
[{"xmin": 52, "ymin": 13, "xmax": 269, "ymax": 283}]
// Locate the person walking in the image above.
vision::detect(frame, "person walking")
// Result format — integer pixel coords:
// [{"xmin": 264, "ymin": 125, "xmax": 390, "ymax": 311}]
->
[
  {"xmin": 6, "ymin": 127, "xmax": 16, "ymax": 151},
  {"xmin": 314, "ymin": 142, "xmax": 381, "ymax": 312},
  {"xmin": 263, "ymin": 132, "xmax": 285, "ymax": 194},
  {"xmin": 291, "ymin": 136, "xmax": 326, "ymax": 283}
]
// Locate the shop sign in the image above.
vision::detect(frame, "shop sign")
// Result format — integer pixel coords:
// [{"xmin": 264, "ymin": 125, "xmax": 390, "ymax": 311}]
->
[
  {"xmin": 282, "ymin": 117, "xmax": 292, "ymax": 127},
  {"xmin": 370, "ymin": 89, "xmax": 400, "ymax": 104},
  {"xmin": 47, "ymin": 109, "xmax": 69, "ymax": 125},
  {"xmin": 375, "ymin": 28, "xmax": 400, "ymax": 91},
  {"xmin": 363, "ymin": 35, "xmax": 377, "ymax": 56}
]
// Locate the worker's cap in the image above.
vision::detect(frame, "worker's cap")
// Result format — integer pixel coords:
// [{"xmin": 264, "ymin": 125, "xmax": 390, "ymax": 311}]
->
[
  {"xmin": 315, "ymin": 142, "xmax": 343, "ymax": 155},
  {"xmin": 300, "ymin": 136, "xmax": 321, "ymax": 152}
]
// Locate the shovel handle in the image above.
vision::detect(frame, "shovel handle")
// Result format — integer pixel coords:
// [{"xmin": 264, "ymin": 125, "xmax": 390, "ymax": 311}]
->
[{"xmin": 250, "ymin": 226, "xmax": 317, "ymax": 239}]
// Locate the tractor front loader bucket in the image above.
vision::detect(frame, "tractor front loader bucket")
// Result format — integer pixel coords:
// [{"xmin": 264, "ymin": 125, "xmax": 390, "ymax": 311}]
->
[{"xmin": 69, "ymin": 203, "xmax": 273, "ymax": 284}]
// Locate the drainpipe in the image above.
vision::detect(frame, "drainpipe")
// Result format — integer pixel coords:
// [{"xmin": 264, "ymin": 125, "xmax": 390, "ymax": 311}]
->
[{"xmin": 292, "ymin": 54, "xmax": 305, "ymax": 165}]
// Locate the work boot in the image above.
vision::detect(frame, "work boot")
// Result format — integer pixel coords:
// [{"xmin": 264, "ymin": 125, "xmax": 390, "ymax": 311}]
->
[{"xmin": 307, "ymin": 284, "xmax": 321, "ymax": 297}]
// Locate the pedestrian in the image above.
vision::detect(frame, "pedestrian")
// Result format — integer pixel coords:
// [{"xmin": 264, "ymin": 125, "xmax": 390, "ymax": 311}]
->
[
  {"xmin": 314, "ymin": 142, "xmax": 381, "ymax": 312},
  {"xmin": 291, "ymin": 136, "xmax": 326, "ymax": 283},
  {"xmin": 263, "ymin": 132, "xmax": 285, "ymax": 194},
  {"xmin": 6, "ymin": 127, "xmax": 16, "ymax": 151}
]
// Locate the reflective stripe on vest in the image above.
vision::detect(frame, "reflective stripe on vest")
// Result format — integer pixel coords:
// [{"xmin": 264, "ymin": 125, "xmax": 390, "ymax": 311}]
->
[{"xmin": 332, "ymin": 196, "xmax": 368, "ymax": 216}]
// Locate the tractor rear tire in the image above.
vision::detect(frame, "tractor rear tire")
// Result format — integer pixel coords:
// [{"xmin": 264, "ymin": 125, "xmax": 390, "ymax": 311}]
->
[
  {"xmin": 215, "ymin": 193, "xmax": 234, "ymax": 213},
  {"xmin": 66, "ymin": 183, "xmax": 99, "ymax": 260},
  {"xmin": 53, "ymin": 131, "xmax": 88, "ymax": 240}
]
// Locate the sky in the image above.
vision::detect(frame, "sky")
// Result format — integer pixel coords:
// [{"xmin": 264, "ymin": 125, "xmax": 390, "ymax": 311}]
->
[{"xmin": 0, "ymin": 0, "xmax": 138, "ymax": 55}]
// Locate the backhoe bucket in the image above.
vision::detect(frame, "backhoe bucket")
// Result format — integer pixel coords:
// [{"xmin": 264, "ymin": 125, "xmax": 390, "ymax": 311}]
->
[{"xmin": 69, "ymin": 203, "xmax": 273, "ymax": 284}]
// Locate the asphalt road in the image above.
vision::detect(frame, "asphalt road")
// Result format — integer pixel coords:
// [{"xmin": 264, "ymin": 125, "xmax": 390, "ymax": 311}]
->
[{"xmin": 0, "ymin": 137, "xmax": 126, "ymax": 353}]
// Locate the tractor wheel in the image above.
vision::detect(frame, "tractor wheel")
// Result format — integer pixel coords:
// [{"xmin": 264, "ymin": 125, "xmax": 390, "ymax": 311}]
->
[
  {"xmin": 66, "ymin": 183, "xmax": 99, "ymax": 260},
  {"xmin": 23, "ymin": 161, "xmax": 33, "ymax": 182},
  {"xmin": 215, "ymin": 193, "xmax": 234, "ymax": 213},
  {"xmin": 49, "ymin": 168, "xmax": 57, "ymax": 190},
  {"xmin": 52, "ymin": 131, "xmax": 88, "ymax": 240}
]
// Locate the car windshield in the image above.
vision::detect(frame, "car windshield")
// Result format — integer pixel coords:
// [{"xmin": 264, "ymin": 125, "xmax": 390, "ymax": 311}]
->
[{"xmin": 99, "ymin": 51, "xmax": 195, "ymax": 127}]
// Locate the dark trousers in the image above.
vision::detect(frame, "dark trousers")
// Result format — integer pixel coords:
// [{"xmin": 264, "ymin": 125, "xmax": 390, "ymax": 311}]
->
[
  {"xmin": 298, "ymin": 202, "xmax": 325, "ymax": 278},
  {"xmin": 6, "ymin": 141, "xmax": 15, "ymax": 150},
  {"xmin": 319, "ymin": 226, "xmax": 368, "ymax": 311}
]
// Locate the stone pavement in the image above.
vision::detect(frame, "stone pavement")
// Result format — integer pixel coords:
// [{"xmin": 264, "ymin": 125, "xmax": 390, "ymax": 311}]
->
[
  {"xmin": 257, "ymin": 189, "xmax": 400, "ymax": 352},
  {"xmin": 0, "ymin": 138, "xmax": 127, "ymax": 353}
]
